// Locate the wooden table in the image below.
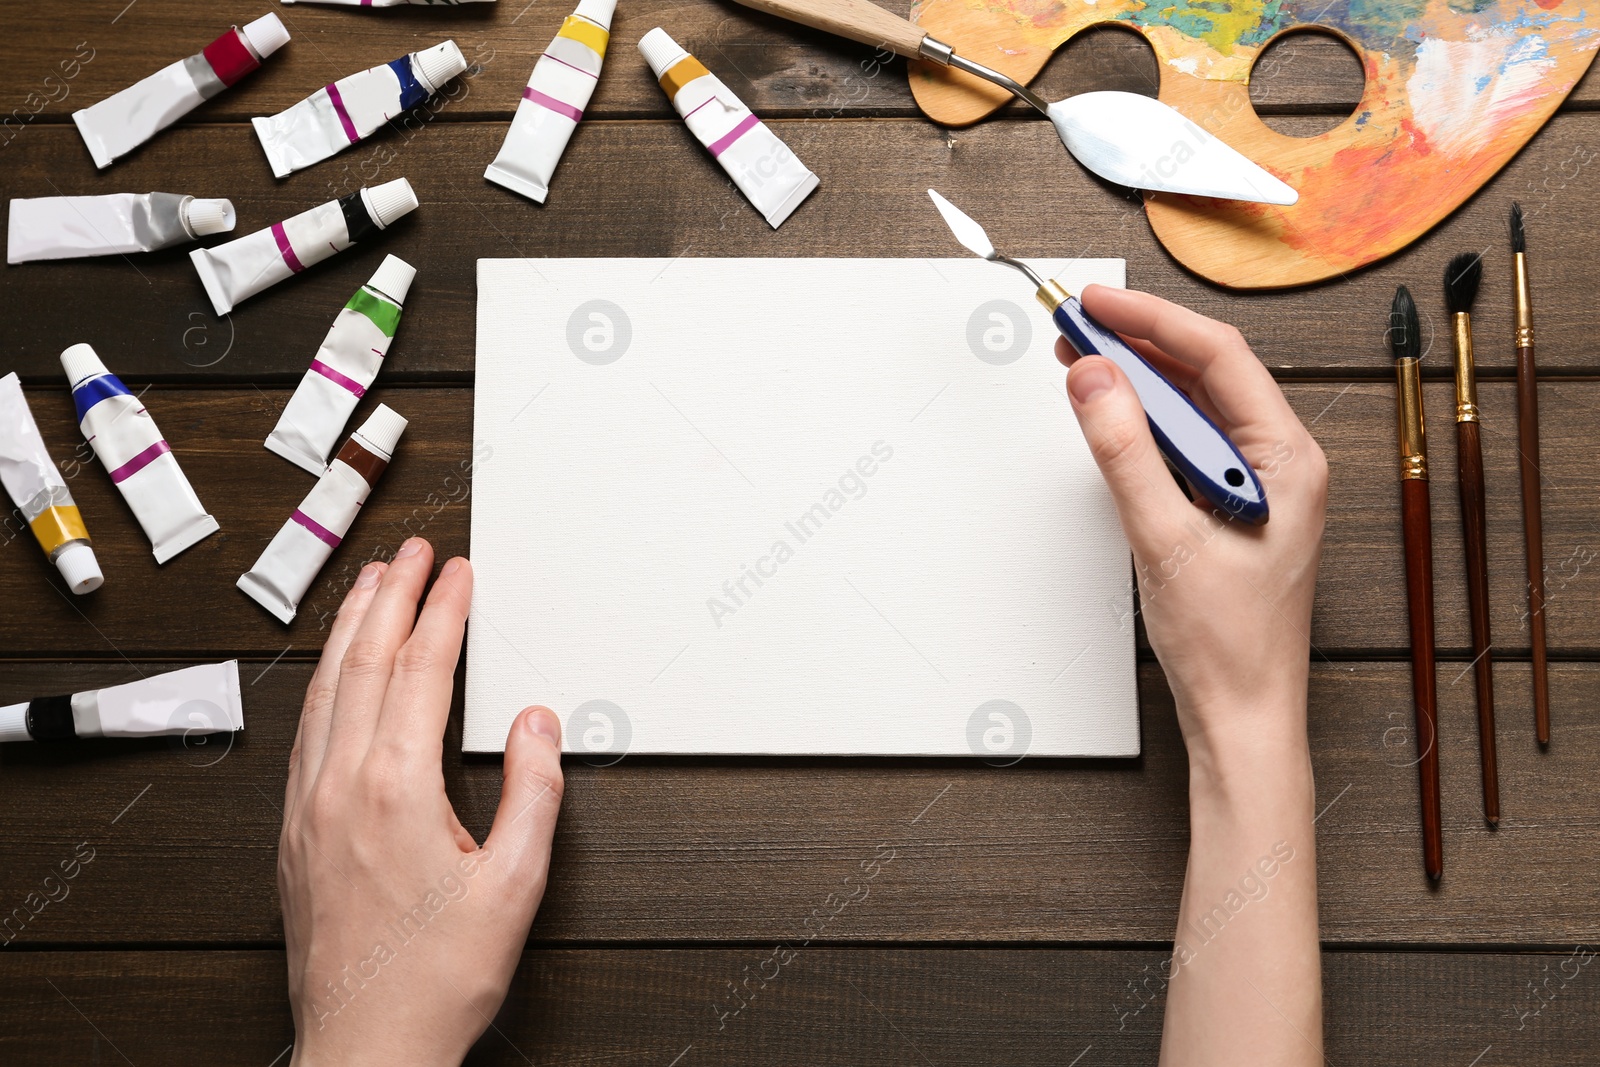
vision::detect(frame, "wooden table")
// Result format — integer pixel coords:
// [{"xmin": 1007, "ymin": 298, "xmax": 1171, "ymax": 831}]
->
[{"xmin": 3, "ymin": 4, "xmax": 1597, "ymax": 1062}]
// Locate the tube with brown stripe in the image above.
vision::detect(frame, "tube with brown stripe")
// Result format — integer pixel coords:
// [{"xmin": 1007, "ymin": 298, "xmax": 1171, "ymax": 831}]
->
[{"xmin": 239, "ymin": 404, "xmax": 407, "ymax": 623}]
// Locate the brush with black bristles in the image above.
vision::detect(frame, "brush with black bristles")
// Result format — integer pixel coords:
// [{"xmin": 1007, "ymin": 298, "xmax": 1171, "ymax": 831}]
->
[
  {"xmin": 1391, "ymin": 285, "xmax": 1443, "ymax": 878},
  {"xmin": 1512, "ymin": 204, "xmax": 1551, "ymax": 745},
  {"xmin": 1446, "ymin": 251, "xmax": 1500, "ymax": 826}
]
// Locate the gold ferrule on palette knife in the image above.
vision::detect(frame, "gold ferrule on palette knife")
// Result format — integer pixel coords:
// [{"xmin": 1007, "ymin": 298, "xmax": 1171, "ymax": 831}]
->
[
  {"xmin": 1396, "ymin": 357, "xmax": 1428, "ymax": 480},
  {"xmin": 1034, "ymin": 278, "xmax": 1071, "ymax": 313},
  {"xmin": 1453, "ymin": 311, "xmax": 1479, "ymax": 423},
  {"xmin": 1514, "ymin": 252, "xmax": 1535, "ymax": 348}
]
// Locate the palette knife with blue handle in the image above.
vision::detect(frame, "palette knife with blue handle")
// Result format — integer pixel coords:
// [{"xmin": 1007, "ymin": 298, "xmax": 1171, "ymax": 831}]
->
[{"xmin": 928, "ymin": 189, "xmax": 1268, "ymax": 525}]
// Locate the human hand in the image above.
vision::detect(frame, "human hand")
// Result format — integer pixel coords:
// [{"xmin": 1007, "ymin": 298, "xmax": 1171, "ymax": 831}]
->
[
  {"xmin": 1058, "ymin": 285, "xmax": 1328, "ymax": 758},
  {"xmin": 279, "ymin": 538, "xmax": 564, "ymax": 1066}
]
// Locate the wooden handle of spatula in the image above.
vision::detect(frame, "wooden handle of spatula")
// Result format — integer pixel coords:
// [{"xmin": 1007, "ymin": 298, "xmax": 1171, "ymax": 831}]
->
[{"xmin": 731, "ymin": 0, "xmax": 929, "ymax": 59}]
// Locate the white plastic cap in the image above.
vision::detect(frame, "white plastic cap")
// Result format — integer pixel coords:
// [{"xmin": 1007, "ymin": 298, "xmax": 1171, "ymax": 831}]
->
[
  {"xmin": 638, "ymin": 28, "xmax": 689, "ymax": 78},
  {"xmin": 183, "ymin": 197, "xmax": 237, "ymax": 237},
  {"xmin": 241, "ymin": 13, "xmax": 291, "ymax": 59},
  {"xmin": 353, "ymin": 404, "xmax": 408, "ymax": 459},
  {"xmin": 574, "ymin": 0, "xmax": 617, "ymax": 30},
  {"xmin": 411, "ymin": 40, "xmax": 467, "ymax": 94},
  {"xmin": 56, "ymin": 541, "xmax": 103, "ymax": 595},
  {"xmin": 60, "ymin": 342, "xmax": 108, "ymax": 388},
  {"xmin": 366, "ymin": 255, "xmax": 416, "ymax": 306},
  {"xmin": 362, "ymin": 178, "xmax": 418, "ymax": 230},
  {"xmin": 0, "ymin": 702, "xmax": 30, "ymax": 743}
]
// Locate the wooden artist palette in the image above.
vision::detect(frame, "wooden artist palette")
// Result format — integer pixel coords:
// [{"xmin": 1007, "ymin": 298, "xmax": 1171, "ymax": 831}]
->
[{"xmin": 908, "ymin": 0, "xmax": 1600, "ymax": 288}]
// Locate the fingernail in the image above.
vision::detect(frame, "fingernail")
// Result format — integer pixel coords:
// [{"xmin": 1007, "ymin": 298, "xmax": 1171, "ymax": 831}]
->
[
  {"xmin": 1068, "ymin": 360, "xmax": 1115, "ymax": 405},
  {"xmin": 440, "ymin": 557, "xmax": 463, "ymax": 578},
  {"xmin": 395, "ymin": 538, "xmax": 424, "ymax": 560},
  {"xmin": 355, "ymin": 564, "xmax": 381, "ymax": 590},
  {"xmin": 527, "ymin": 707, "xmax": 561, "ymax": 745}
]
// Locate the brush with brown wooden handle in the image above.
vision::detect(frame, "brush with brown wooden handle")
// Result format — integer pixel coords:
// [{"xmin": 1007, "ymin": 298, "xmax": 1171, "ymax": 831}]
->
[
  {"xmin": 1446, "ymin": 253, "xmax": 1500, "ymax": 825},
  {"xmin": 1511, "ymin": 204, "xmax": 1551, "ymax": 745},
  {"xmin": 1392, "ymin": 285, "xmax": 1443, "ymax": 879}
]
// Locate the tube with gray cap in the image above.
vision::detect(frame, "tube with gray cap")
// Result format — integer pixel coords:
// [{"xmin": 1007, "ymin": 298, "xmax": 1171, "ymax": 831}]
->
[{"xmin": 7, "ymin": 193, "xmax": 235, "ymax": 264}]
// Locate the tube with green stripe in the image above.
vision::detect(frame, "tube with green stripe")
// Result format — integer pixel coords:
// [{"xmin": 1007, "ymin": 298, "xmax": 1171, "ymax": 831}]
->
[{"xmin": 266, "ymin": 255, "xmax": 415, "ymax": 475}]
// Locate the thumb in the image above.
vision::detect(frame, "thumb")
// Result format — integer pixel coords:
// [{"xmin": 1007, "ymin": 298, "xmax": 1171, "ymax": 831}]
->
[
  {"xmin": 1065, "ymin": 356, "xmax": 1187, "ymax": 559},
  {"xmin": 484, "ymin": 706, "xmax": 565, "ymax": 891}
]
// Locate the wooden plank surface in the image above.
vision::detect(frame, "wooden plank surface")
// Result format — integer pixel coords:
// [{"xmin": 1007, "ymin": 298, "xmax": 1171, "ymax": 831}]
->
[
  {"xmin": 2, "ymin": 660, "xmax": 1594, "ymax": 945},
  {"xmin": 2, "ymin": 947, "xmax": 1594, "ymax": 1065},
  {"xmin": 5, "ymin": 117, "xmax": 1600, "ymax": 381},
  {"xmin": 5, "ymin": 0, "xmax": 1597, "ymax": 126},
  {"xmin": 3, "ymin": 382, "xmax": 1596, "ymax": 658}
]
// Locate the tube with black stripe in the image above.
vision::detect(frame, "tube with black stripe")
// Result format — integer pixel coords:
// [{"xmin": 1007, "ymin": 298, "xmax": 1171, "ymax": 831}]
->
[{"xmin": 0, "ymin": 662, "xmax": 243, "ymax": 743}]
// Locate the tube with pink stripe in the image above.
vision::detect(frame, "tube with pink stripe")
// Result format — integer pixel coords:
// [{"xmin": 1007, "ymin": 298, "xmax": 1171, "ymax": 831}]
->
[
  {"xmin": 239, "ymin": 404, "xmax": 407, "ymax": 623},
  {"xmin": 73, "ymin": 14, "xmax": 290, "ymax": 169},
  {"xmin": 61, "ymin": 344, "xmax": 219, "ymax": 564},
  {"xmin": 189, "ymin": 178, "xmax": 418, "ymax": 316},
  {"xmin": 266, "ymin": 255, "xmax": 415, "ymax": 475},
  {"xmin": 484, "ymin": 0, "xmax": 614, "ymax": 204},
  {"xmin": 252, "ymin": 41, "xmax": 467, "ymax": 178},
  {"xmin": 639, "ymin": 28, "xmax": 818, "ymax": 229}
]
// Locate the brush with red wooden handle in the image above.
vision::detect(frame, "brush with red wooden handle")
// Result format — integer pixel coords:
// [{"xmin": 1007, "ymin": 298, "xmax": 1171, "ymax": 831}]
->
[
  {"xmin": 1392, "ymin": 285, "xmax": 1443, "ymax": 879},
  {"xmin": 1512, "ymin": 204, "xmax": 1552, "ymax": 745}
]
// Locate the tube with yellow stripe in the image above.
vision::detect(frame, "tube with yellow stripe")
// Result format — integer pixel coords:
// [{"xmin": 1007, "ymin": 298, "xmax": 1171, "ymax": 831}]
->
[
  {"xmin": 640, "ymin": 28, "xmax": 819, "ymax": 229},
  {"xmin": 0, "ymin": 372, "xmax": 103, "ymax": 594},
  {"xmin": 485, "ymin": 0, "xmax": 615, "ymax": 204}
]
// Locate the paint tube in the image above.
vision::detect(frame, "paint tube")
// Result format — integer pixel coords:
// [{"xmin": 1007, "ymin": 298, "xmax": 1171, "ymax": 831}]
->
[
  {"xmin": 266, "ymin": 255, "xmax": 415, "ymax": 475},
  {"xmin": 61, "ymin": 343, "xmax": 219, "ymax": 564},
  {"xmin": 0, "ymin": 373, "xmax": 102, "ymax": 594},
  {"xmin": 239, "ymin": 405, "xmax": 407, "ymax": 623},
  {"xmin": 639, "ymin": 28, "xmax": 819, "ymax": 229},
  {"xmin": 0, "ymin": 661, "xmax": 243, "ymax": 743},
  {"xmin": 188, "ymin": 178, "xmax": 418, "ymax": 316},
  {"xmin": 252, "ymin": 41, "xmax": 467, "ymax": 178},
  {"xmin": 484, "ymin": 0, "xmax": 614, "ymax": 203},
  {"xmin": 7, "ymin": 193, "xmax": 235, "ymax": 265},
  {"xmin": 72, "ymin": 15, "xmax": 290, "ymax": 170}
]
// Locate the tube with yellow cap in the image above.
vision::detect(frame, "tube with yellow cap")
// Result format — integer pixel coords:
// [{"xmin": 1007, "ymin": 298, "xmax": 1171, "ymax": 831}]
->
[
  {"xmin": 485, "ymin": 0, "xmax": 614, "ymax": 203},
  {"xmin": 0, "ymin": 372, "xmax": 103, "ymax": 594},
  {"xmin": 639, "ymin": 27, "xmax": 819, "ymax": 229}
]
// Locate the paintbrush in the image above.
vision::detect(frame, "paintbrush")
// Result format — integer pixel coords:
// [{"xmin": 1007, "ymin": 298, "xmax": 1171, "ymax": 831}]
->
[
  {"xmin": 1446, "ymin": 252, "xmax": 1499, "ymax": 825},
  {"xmin": 1392, "ymin": 285, "xmax": 1443, "ymax": 879},
  {"xmin": 1512, "ymin": 204, "xmax": 1551, "ymax": 745}
]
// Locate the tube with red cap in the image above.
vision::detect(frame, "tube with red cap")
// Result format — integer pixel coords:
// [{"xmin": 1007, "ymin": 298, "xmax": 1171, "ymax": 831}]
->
[{"xmin": 72, "ymin": 14, "xmax": 290, "ymax": 169}]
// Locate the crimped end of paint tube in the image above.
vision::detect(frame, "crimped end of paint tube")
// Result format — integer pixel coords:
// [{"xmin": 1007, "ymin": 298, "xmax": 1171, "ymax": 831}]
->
[
  {"xmin": 237, "ymin": 572, "xmax": 297, "ymax": 624},
  {"xmin": 264, "ymin": 431, "xmax": 330, "ymax": 477},
  {"xmin": 575, "ymin": 0, "xmax": 618, "ymax": 30},
  {"xmin": 189, "ymin": 246, "xmax": 233, "ymax": 316},
  {"xmin": 638, "ymin": 28, "xmax": 688, "ymax": 78},
  {"xmin": 242, "ymin": 13, "xmax": 291, "ymax": 59},
  {"xmin": 183, "ymin": 197, "xmax": 237, "ymax": 237},
  {"xmin": 354, "ymin": 403, "xmax": 408, "ymax": 459},
  {"xmin": 60, "ymin": 342, "xmax": 108, "ymax": 388},
  {"xmin": 413, "ymin": 40, "xmax": 468, "ymax": 94},
  {"xmin": 365, "ymin": 179, "xmax": 419, "ymax": 230},
  {"xmin": 0, "ymin": 702, "xmax": 29, "ymax": 743},
  {"xmin": 367, "ymin": 255, "xmax": 416, "ymax": 306},
  {"xmin": 153, "ymin": 513, "xmax": 220, "ymax": 565},
  {"xmin": 483, "ymin": 162, "xmax": 550, "ymax": 204},
  {"xmin": 56, "ymin": 541, "xmax": 103, "ymax": 595}
]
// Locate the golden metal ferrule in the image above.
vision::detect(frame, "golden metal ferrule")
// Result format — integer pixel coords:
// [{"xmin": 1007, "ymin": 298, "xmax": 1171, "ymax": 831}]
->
[
  {"xmin": 1395, "ymin": 356, "xmax": 1428, "ymax": 480},
  {"xmin": 1035, "ymin": 278, "xmax": 1071, "ymax": 312},
  {"xmin": 1514, "ymin": 252, "xmax": 1535, "ymax": 347},
  {"xmin": 1453, "ymin": 311, "xmax": 1479, "ymax": 423}
]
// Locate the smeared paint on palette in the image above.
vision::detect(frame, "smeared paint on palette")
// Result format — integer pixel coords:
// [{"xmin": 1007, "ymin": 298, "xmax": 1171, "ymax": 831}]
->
[{"xmin": 908, "ymin": 0, "xmax": 1599, "ymax": 287}]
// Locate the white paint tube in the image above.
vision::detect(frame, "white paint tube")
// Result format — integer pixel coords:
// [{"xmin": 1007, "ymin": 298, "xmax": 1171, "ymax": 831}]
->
[
  {"xmin": 639, "ymin": 28, "xmax": 819, "ymax": 229},
  {"xmin": 266, "ymin": 255, "xmax": 415, "ymax": 474},
  {"xmin": 0, "ymin": 661, "xmax": 243, "ymax": 743},
  {"xmin": 188, "ymin": 178, "xmax": 418, "ymax": 316},
  {"xmin": 61, "ymin": 343, "xmax": 219, "ymax": 564},
  {"xmin": 72, "ymin": 14, "xmax": 290, "ymax": 169},
  {"xmin": 0, "ymin": 372, "xmax": 102, "ymax": 594},
  {"xmin": 252, "ymin": 41, "xmax": 467, "ymax": 178},
  {"xmin": 484, "ymin": 0, "xmax": 614, "ymax": 203},
  {"xmin": 239, "ymin": 405, "xmax": 407, "ymax": 623},
  {"xmin": 7, "ymin": 193, "xmax": 235, "ymax": 264}
]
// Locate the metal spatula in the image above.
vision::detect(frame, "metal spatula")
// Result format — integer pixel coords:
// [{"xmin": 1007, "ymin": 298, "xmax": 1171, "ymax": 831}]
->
[{"xmin": 732, "ymin": 0, "xmax": 1298, "ymax": 205}]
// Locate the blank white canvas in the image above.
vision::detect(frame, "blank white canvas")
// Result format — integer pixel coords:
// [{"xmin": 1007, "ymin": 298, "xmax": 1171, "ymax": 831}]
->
[{"xmin": 466, "ymin": 258, "xmax": 1137, "ymax": 757}]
